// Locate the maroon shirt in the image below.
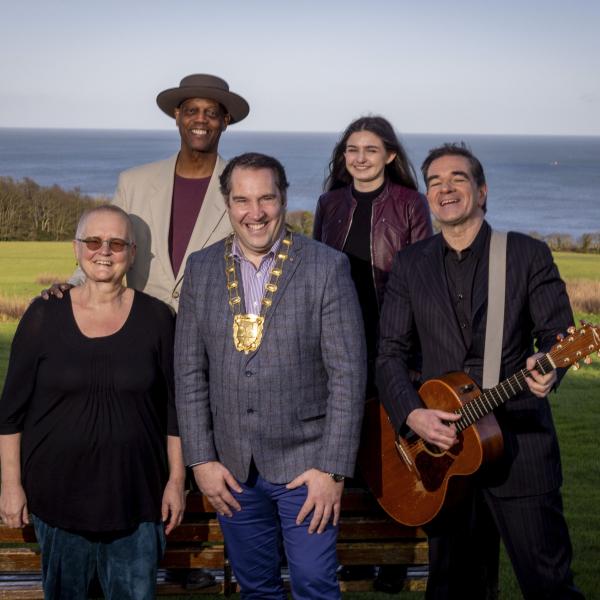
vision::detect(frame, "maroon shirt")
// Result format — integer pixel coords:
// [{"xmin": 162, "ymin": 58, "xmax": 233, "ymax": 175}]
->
[{"xmin": 169, "ymin": 175, "xmax": 210, "ymax": 275}]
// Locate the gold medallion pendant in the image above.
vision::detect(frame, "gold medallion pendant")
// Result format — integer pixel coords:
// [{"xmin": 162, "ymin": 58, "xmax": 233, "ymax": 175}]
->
[
  {"xmin": 233, "ymin": 314, "xmax": 264, "ymax": 354},
  {"xmin": 224, "ymin": 230, "xmax": 293, "ymax": 354}
]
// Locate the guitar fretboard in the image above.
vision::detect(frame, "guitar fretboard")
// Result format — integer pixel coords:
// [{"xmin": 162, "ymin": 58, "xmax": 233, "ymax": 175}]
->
[{"xmin": 455, "ymin": 354, "xmax": 554, "ymax": 432}]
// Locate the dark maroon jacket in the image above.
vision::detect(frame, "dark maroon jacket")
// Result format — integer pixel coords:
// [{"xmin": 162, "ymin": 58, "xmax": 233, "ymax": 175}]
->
[{"xmin": 313, "ymin": 181, "xmax": 433, "ymax": 304}]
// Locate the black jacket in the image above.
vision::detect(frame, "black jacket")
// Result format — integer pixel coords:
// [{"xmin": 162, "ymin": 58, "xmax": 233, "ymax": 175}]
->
[{"xmin": 377, "ymin": 226, "xmax": 574, "ymax": 497}]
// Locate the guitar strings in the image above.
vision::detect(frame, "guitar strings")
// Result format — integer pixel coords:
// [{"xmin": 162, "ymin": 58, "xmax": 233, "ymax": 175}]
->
[{"xmin": 404, "ymin": 323, "xmax": 600, "ymax": 459}]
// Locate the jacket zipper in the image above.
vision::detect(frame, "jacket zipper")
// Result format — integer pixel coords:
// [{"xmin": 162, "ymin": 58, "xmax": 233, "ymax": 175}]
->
[
  {"xmin": 370, "ymin": 190, "xmax": 389, "ymax": 313},
  {"xmin": 370, "ymin": 198, "xmax": 380, "ymax": 315},
  {"xmin": 341, "ymin": 196, "xmax": 357, "ymax": 250}
]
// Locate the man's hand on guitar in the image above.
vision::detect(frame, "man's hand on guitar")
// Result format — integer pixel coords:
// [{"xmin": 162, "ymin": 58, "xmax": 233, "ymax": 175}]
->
[
  {"xmin": 406, "ymin": 408, "xmax": 461, "ymax": 450},
  {"xmin": 525, "ymin": 352, "xmax": 557, "ymax": 398}
]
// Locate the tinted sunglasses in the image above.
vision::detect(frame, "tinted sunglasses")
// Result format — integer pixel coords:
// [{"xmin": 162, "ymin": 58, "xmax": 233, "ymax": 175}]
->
[{"xmin": 76, "ymin": 237, "xmax": 132, "ymax": 252}]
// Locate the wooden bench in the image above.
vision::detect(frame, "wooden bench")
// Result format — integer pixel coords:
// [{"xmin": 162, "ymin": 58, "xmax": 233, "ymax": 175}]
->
[{"xmin": 0, "ymin": 489, "xmax": 427, "ymax": 597}]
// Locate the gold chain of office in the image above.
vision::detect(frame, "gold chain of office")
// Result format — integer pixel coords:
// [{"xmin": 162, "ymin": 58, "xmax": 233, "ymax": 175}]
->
[{"xmin": 224, "ymin": 229, "xmax": 293, "ymax": 354}]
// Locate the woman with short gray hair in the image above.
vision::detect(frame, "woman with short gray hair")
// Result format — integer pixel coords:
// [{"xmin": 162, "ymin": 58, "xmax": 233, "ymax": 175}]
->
[{"xmin": 0, "ymin": 205, "xmax": 185, "ymax": 600}]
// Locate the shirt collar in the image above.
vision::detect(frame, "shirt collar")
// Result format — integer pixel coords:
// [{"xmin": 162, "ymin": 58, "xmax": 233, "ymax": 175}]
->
[{"xmin": 443, "ymin": 220, "xmax": 490, "ymax": 260}]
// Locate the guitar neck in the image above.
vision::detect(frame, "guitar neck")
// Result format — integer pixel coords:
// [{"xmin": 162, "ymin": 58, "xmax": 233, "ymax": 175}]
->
[
  {"xmin": 451, "ymin": 323, "xmax": 599, "ymax": 433},
  {"xmin": 455, "ymin": 354, "xmax": 554, "ymax": 433}
]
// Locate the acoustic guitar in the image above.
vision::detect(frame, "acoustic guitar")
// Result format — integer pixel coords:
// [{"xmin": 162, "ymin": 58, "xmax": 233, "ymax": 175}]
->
[{"xmin": 360, "ymin": 323, "xmax": 600, "ymax": 527}]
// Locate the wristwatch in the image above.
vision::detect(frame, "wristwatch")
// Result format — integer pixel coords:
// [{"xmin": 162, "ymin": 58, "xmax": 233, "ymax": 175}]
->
[{"xmin": 328, "ymin": 472, "xmax": 345, "ymax": 482}]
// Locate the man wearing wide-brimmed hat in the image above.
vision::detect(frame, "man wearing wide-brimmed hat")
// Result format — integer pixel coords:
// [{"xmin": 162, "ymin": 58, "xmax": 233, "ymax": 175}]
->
[
  {"xmin": 109, "ymin": 74, "xmax": 250, "ymax": 311},
  {"xmin": 52, "ymin": 74, "xmax": 248, "ymax": 312}
]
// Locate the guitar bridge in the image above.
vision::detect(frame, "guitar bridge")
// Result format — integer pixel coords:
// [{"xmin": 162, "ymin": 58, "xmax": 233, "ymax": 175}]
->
[{"xmin": 395, "ymin": 437, "xmax": 420, "ymax": 479}]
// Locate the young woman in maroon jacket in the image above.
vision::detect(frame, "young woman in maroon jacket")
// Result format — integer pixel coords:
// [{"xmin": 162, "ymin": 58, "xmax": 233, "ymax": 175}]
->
[
  {"xmin": 314, "ymin": 116, "xmax": 433, "ymax": 590},
  {"xmin": 314, "ymin": 116, "xmax": 433, "ymax": 395}
]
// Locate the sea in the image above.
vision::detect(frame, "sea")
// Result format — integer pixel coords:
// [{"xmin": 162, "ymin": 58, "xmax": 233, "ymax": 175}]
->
[{"xmin": 1, "ymin": 128, "xmax": 599, "ymax": 238}]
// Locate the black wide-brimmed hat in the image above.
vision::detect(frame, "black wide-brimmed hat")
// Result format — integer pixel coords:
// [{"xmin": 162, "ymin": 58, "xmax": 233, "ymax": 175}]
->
[{"xmin": 156, "ymin": 74, "xmax": 249, "ymax": 123}]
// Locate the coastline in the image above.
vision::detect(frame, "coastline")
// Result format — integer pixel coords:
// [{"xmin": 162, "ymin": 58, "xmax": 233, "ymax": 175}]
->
[{"xmin": 1, "ymin": 129, "xmax": 599, "ymax": 238}]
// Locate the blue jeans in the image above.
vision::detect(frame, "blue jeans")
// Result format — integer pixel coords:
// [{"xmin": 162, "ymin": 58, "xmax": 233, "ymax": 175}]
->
[
  {"xmin": 217, "ymin": 466, "xmax": 341, "ymax": 600},
  {"xmin": 32, "ymin": 515, "xmax": 166, "ymax": 600}
]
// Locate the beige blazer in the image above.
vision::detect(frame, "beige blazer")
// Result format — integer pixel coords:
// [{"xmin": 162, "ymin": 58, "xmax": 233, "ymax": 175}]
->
[{"xmin": 70, "ymin": 153, "xmax": 232, "ymax": 311}]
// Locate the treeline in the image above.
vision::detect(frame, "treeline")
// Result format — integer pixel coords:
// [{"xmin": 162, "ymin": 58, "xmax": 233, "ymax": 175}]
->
[
  {"xmin": 0, "ymin": 177, "xmax": 104, "ymax": 241},
  {"xmin": 1, "ymin": 177, "xmax": 599, "ymax": 252},
  {"xmin": 529, "ymin": 231, "xmax": 600, "ymax": 253}
]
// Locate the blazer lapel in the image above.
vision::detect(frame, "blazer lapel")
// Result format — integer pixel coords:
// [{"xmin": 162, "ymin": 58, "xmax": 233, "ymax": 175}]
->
[
  {"xmin": 148, "ymin": 154, "xmax": 178, "ymax": 284},
  {"xmin": 176, "ymin": 155, "xmax": 228, "ymax": 281}
]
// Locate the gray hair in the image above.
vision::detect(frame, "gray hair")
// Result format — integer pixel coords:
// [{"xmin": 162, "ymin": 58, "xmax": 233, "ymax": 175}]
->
[{"xmin": 75, "ymin": 204, "xmax": 135, "ymax": 243}]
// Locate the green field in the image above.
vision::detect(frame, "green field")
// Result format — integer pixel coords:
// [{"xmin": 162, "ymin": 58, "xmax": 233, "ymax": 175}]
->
[
  {"xmin": 554, "ymin": 251, "xmax": 600, "ymax": 281},
  {"xmin": 0, "ymin": 242, "xmax": 598, "ymax": 599},
  {"xmin": 0, "ymin": 241, "xmax": 74, "ymax": 299},
  {"xmin": 0, "ymin": 242, "xmax": 598, "ymax": 307}
]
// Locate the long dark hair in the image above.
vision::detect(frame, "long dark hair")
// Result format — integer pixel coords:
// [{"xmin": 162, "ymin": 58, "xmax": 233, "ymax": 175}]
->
[{"xmin": 324, "ymin": 116, "xmax": 418, "ymax": 192}]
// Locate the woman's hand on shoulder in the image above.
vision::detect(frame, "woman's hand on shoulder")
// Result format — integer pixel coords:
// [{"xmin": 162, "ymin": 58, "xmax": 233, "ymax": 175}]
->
[{"xmin": 0, "ymin": 482, "xmax": 29, "ymax": 528}]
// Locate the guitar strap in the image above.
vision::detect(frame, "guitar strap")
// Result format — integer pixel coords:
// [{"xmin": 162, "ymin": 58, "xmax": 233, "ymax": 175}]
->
[{"xmin": 482, "ymin": 230, "xmax": 507, "ymax": 388}]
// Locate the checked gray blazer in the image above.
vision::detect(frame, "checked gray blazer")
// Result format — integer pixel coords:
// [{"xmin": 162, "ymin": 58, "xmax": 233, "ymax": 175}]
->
[{"xmin": 174, "ymin": 233, "xmax": 366, "ymax": 484}]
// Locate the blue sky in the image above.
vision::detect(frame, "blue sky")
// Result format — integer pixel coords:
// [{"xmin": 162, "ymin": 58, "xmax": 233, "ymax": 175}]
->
[{"xmin": 1, "ymin": 0, "xmax": 599, "ymax": 135}]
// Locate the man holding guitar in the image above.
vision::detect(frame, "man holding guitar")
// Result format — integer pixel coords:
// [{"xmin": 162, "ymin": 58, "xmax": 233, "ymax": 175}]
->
[{"xmin": 377, "ymin": 143, "xmax": 584, "ymax": 599}]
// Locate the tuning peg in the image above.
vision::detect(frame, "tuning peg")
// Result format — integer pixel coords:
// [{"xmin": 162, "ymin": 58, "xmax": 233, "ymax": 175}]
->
[
  {"xmin": 556, "ymin": 333, "xmax": 565, "ymax": 341},
  {"xmin": 572, "ymin": 362, "xmax": 580, "ymax": 371},
  {"xmin": 567, "ymin": 326, "xmax": 576, "ymax": 335},
  {"xmin": 584, "ymin": 356, "xmax": 592, "ymax": 365}
]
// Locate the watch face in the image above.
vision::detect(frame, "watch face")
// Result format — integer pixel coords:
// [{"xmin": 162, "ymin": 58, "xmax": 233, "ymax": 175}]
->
[{"xmin": 330, "ymin": 473, "xmax": 345, "ymax": 482}]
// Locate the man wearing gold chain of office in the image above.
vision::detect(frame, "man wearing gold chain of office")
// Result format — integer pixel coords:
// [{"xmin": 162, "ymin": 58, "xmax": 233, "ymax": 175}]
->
[{"xmin": 174, "ymin": 153, "xmax": 366, "ymax": 599}]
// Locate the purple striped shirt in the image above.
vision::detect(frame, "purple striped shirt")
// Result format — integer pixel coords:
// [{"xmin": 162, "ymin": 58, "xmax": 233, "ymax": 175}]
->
[{"xmin": 232, "ymin": 235, "xmax": 284, "ymax": 315}]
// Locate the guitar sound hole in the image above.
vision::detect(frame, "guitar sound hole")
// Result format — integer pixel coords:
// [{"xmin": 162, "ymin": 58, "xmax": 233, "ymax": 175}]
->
[
  {"xmin": 414, "ymin": 447, "xmax": 456, "ymax": 492},
  {"xmin": 423, "ymin": 442, "xmax": 445, "ymax": 456}
]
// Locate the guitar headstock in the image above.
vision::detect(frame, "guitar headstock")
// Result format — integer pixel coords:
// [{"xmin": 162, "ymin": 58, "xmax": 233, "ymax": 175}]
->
[{"xmin": 549, "ymin": 322, "xmax": 600, "ymax": 370}]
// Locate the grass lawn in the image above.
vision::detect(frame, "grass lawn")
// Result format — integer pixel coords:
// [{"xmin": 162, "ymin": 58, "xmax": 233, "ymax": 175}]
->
[
  {"xmin": 554, "ymin": 251, "xmax": 600, "ymax": 281},
  {"xmin": 0, "ymin": 241, "xmax": 73, "ymax": 299},
  {"xmin": 0, "ymin": 242, "xmax": 597, "ymax": 306},
  {"xmin": 0, "ymin": 242, "xmax": 598, "ymax": 598}
]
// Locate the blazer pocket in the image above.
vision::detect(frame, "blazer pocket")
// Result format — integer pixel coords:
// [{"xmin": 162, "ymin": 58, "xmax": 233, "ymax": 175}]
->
[{"xmin": 297, "ymin": 401, "xmax": 327, "ymax": 422}]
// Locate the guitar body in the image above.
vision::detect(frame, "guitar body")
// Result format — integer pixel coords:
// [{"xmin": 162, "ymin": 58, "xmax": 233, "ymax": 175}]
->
[
  {"xmin": 359, "ymin": 324, "xmax": 599, "ymax": 526},
  {"xmin": 359, "ymin": 372, "xmax": 504, "ymax": 527}
]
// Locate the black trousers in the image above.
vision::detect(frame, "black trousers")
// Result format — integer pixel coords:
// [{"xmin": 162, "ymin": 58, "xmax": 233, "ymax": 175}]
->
[{"xmin": 425, "ymin": 487, "xmax": 584, "ymax": 600}]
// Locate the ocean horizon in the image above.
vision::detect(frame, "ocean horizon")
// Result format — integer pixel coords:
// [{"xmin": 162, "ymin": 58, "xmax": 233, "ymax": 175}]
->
[{"xmin": 1, "ymin": 127, "xmax": 599, "ymax": 238}]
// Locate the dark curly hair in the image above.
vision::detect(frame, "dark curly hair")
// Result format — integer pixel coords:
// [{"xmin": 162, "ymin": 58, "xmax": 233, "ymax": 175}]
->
[{"xmin": 220, "ymin": 152, "xmax": 289, "ymax": 204}]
